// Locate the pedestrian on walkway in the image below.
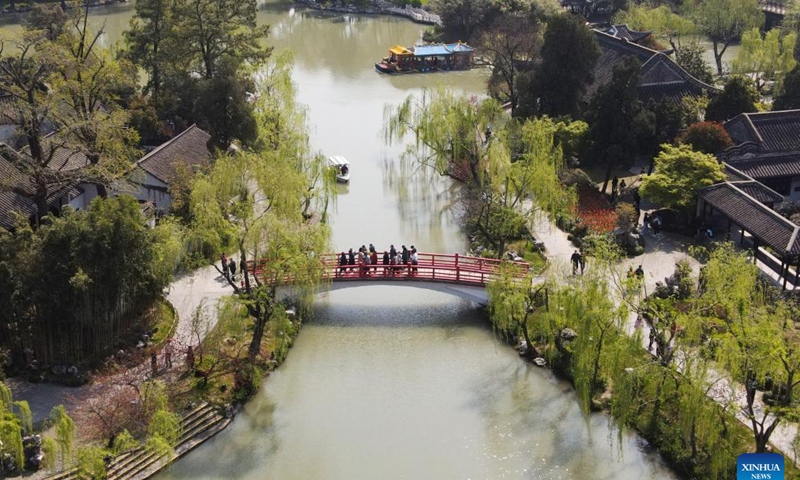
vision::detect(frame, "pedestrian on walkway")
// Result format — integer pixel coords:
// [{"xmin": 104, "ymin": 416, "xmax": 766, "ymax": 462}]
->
[
  {"xmin": 611, "ymin": 176, "xmax": 619, "ymax": 195},
  {"xmin": 579, "ymin": 251, "xmax": 585, "ymax": 275},
  {"xmin": 151, "ymin": 353, "xmax": 158, "ymax": 376},
  {"xmin": 652, "ymin": 215, "xmax": 662, "ymax": 236},
  {"xmin": 648, "ymin": 328, "xmax": 655, "ymax": 352},
  {"xmin": 221, "ymin": 253, "xmax": 228, "ymax": 277},
  {"xmin": 239, "ymin": 258, "xmax": 246, "ymax": 278},
  {"xmin": 571, "ymin": 250, "xmax": 581, "ymax": 275},
  {"xmin": 229, "ymin": 259, "xmax": 237, "ymax": 281},
  {"xmin": 186, "ymin": 346, "xmax": 195, "ymax": 372},
  {"xmin": 635, "ymin": 265, "xmax": 644, "ymax": 278},
  {"xmin": 164, "ymin": 340, "xmax": 173, "ymax": 369}
]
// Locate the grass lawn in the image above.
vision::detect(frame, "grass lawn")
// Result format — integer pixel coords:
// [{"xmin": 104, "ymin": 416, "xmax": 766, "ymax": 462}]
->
[
  {"xmin": 508, "ymin": 239, "xmax": 548, "ymax": 274},
  {"xmin": 148, "ymin": 298, "xmax": 177, "ymax": 346}
]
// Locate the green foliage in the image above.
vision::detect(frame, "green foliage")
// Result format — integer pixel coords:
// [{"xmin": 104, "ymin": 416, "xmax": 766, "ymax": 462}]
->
[
  {"xmin": 385, "ymin": 89, "xmax": 575, "ymax": 257},
  {"xmin": 614, "ymin": 4, "xmax": 696, "ymax": 51},
  {"xmin": 524, "ymin": 13, "xmax": 601, "ymax": 118},
  {"xmin": 674, "ymin": 41, "xmax": 715, "ymax": 85},
  {"xmin": 14, "ymin": 401, "xmax": 32, "ymax": 435},
  {"xmin": 585, "ymin": 57, "xmax": 654, "ymax": 190},
  {"xmin": 147, "ymin": 409, "xmax": 182, "ymax": 447},
  {"xmin": 678, "ymin": 121, "xmax": 734, "ymax": 154},
  {"xmin": 41, "ymin": 437, "xmax": 57, "ymax": 471},
  {"xmin": 705, "ymin": 76, "xmax": 759, "ymax": 122},
  {"xmin": 0, "ymin": 196, "xmax": 178, "ymax": 366},
  {"xmin": 0, "ymin": 418, "xmax": 24, "ymax": 472},
  {"xmin": 689, "ymin": 0, "xmax": 764, "ymax": 75},
  {"xmin": 112, "ymin": 429, "xmax": 139, "ymax": 454},
  {"xmin": 732, "ymin": 28, "xmax": 797, "ymax": 93},
  {"xmin": 51, "ymin": 405, "xmax": 75, "ymax": 467},
  {"xmin": 76, "ymin": 446, "xmax": 108, "ymax": 480},
  {"xmin": 774, "ymin": 66, "xmax": 800, "ymax": 110},
  {"xmin": 189, "ymin": 54, "xmax": 333, "ymax": 359},
  {"xmin": 639, "ymin": 144, "xmax": 725, "ymax": 212},
  {"xmin": 428, "ymin": 0, "xmax": 506, "ymax": 43}
]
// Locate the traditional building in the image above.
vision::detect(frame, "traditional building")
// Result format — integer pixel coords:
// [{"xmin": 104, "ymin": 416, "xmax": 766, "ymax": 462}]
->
[
  {"xmin": 588, "ymin": 30, "xmax": 718, "ymax": 106},
  {"xmin": 131, "ymin": 124, "xmax": 212, "ymax": 213},
  {"xmin": 720, "ymin": 110, "xmax": 800, "ymax": 200}
]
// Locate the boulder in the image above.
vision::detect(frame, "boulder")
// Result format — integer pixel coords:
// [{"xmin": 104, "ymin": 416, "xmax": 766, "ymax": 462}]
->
[
  {"xmin": 533, "ymin": 357, "xmax": 547, "ymax": 367},
  {"xmin": 560, "ymin": 328, "xmax": 578, "ymax": 341}
]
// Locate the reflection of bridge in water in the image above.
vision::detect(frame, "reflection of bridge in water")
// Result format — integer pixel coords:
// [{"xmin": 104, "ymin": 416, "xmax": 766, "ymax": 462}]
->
[{"xmin": 264, "ymin": 253, "xmax": 530, "ymax": 306}]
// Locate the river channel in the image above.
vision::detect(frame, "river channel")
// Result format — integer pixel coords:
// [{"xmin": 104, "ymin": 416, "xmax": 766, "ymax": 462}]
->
[{"xmin": 2, "ymin": 2, "xmax": 681, "ymax": 478}]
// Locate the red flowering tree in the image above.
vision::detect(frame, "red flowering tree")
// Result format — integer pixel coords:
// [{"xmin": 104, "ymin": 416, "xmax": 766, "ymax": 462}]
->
[{"xmin": 678, "ymin": 121, "xmax": 734, "ymax": 155}]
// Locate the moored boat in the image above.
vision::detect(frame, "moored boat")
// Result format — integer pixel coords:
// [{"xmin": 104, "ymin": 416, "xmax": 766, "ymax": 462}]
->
[
  {"xmin": 329, "ymin": 156, "xmax": 350, "ymax": 183},
  {"xmin": 374, "ymin": 42, "xmax": 476, "ymax": 74}
]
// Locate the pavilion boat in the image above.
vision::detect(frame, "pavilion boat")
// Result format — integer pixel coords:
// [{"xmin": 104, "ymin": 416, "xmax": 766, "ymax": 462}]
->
[
  {"xmin": 375, "ymin": 42, "xmax": 476, "ymax": 74},
  {"xmin": 329, "ymin": 156, "xmax": 350, "ymax": 183}
]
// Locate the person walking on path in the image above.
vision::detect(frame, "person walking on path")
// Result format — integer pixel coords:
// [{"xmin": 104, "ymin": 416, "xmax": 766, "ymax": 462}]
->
[
  {"xmin": 635, "ymin": 265, "xmax": 644, "ymax": 278},
  {"xmin": 579, "ymin": 251, "xmax": 585, "ymax": 275},
  {"xmin": 151, "ymin": 353, "xmax": 158, "ymax": 376},
  {"xmin": 221, "ymin": 253, "xmax": 228, "ymax": 277},
  {"xmin": 239, "ymin": 258, "xmax": 246, "ymax": 279},
  {"xmin": 229, "ymin": 259, "xmax": 237, "ymax": 281},
  {"xmin": 186, "ymin": 346, "xmax": 195, "ymax": 372},
  {"xmin": 571, "ymin": 250, "xmax": 581, "ymax": 275},
  {"xmin": 164, "ymin": 340, "xmax": 173, "ymax": 369},
  {"xmin": 611, "ymin": 176, "xmax": 619, "ymax": 195}
]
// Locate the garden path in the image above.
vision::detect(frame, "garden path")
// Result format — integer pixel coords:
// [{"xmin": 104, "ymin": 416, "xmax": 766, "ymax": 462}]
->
[{"xmin": 530, "ymin": 210, "xmax": 799, "ymax": 462}]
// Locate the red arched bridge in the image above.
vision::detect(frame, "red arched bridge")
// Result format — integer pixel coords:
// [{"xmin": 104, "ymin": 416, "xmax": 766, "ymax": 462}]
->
[{"xmin": 249, "ymin": 253, "xmax": 531, "ymax": 305}]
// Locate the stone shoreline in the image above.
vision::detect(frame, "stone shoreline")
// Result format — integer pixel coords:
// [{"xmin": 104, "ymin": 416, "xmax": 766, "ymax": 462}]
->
[{"xmin": 294, "ymin": 0, "xmax": 441, "ymax": 25}]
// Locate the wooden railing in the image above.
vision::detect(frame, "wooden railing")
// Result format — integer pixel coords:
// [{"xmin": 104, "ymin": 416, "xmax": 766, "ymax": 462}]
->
[{"xmin": 249, "ymin": 253, "xmax": 529, "ymax": 287}]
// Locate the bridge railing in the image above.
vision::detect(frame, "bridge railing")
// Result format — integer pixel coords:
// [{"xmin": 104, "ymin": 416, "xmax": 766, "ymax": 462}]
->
[{"xmin": 318, "ymin": 252, "xmax": 529, "ymax": 286}]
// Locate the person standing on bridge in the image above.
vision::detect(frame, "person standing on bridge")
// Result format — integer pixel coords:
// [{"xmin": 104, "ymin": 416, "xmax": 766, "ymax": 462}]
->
[
  {"xmin": 382, "ymin": 251, "xmax": 390, "ymax": 275},
  {"xmin": 370, "ymin": 249, "xmax": 378, "ymax": 274},
  {"xmin": 390, "ymin": 244, "xmax": 397, "ymax": 258},
  {"xmin": 410, "ymin": 247, "xmax": 419, "ymax": 274},
  {"xmin": 348, "ymin": 248, "xmax": 355, "ymax": 266},
  {"xmin": 402, "ymin": 245, "xmax": 409, "ymax": 266},
  {"xmin": 339, "ymin": 252, "xmax": 347, "ymax": 276}
]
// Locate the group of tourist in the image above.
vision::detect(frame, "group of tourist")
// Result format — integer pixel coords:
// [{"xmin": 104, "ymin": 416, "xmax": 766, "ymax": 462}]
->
[
  {"xmin": 338, "ymin": 244, "xmax": 419, "ymax": 276},
  {"xmin": 642, "ymin": 213, "xmax": 663, "ymax": 236},
  {"xmin": 220, "ymin": 253, "xmax": 247, "ymax": 282}
]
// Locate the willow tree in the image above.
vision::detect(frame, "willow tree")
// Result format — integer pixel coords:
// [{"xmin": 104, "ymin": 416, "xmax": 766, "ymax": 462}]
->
[
  {"xmin": 0, "ymin": 382, "xmax": 24, "ymax": 472},
  {"xmin": 384, "ymin": 89, "xmax": 575, "ymax": 257},
  {"xmin": 487, "ymin": 265, "xmax": 549, "ymax": 358},
  {"xmin": 190, "ymin": 55, "xmax": 333, "ymax": 359}
]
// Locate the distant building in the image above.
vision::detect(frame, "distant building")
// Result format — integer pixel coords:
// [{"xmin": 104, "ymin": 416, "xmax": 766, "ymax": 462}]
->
[
  {"xmin": 720, "ymin": 110, "xmax": 800, "ymax": 200},
  {"xmin": 587, "ymin": 30, "xmax": 718, "ymax": 106}
]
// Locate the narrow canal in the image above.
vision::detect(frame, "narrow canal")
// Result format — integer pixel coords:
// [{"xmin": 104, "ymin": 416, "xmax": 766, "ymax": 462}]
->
[{"xmin": 0, "ymin": 2, "xmax": 681, "ymax": 477}]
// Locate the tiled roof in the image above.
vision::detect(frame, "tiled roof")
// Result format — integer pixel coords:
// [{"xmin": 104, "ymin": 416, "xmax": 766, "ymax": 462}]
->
[
  {"xmin": 604, "ymin": 24, "xmax": 652, "ymax": 44},
  {"xmin": 725, "ymin": 153, "xmax": 800, "ymax": 180},
  {"xmin": 0, "ymin": 148, "xmax": 36, "ymax": 229},
  {"xmin": 724, "ymin": 110, "xmax": 800, "ymax": 153},
  {"xmin": 137, "ymin": 125, "xmax": 212, "ymax": 185},
  {"xmin": 588, "ymin": 30, "xmax": 718, "ymax": 105},
  {"xmin": 700, "ymin": 182, "xmax": 800, "ymax": 258}
]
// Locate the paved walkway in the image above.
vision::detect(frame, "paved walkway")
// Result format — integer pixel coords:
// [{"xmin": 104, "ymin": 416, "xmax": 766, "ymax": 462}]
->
[
  {"xmin": 529, "ymin": 210, "xmax": 799, "ymax": 461},
  {"xmin": 7, "ymin": 265, "xmax": 231, "ymax": 426}
]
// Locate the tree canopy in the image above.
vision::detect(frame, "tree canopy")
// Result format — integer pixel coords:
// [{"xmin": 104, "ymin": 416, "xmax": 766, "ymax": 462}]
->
[
  {"xmin": 639, "ymin": 143, "xmax": 725, "ymax": 212},
  {"xmin": 704, "ymin": 76, "xmax": 758, "ymax": 122},
  {"xmin": 523, "ymin": 13, "xmax": 601, "ymax": 118},
  {"xmin": 690, "ymin": 0, "xmax": 764, "ymax": 75}
]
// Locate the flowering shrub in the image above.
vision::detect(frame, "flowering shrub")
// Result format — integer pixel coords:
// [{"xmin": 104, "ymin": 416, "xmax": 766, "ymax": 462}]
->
[{"xmin": 575, "ymin": 185, "xmax": 616, "ymax": 234}]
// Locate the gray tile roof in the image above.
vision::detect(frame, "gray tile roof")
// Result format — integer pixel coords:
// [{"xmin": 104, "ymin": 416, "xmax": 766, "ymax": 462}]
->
[
  {"xmin": 588, "ymin": 30, "xmax": 718, "ymax": 105},
  {"xmin": 604, "ymin": 24, "xmax": 653, "ymax": 44},
  {"xmin": 724, "ymin": 110, "xmax": 800, "ymax": 152},
  {"xmin": 137, "ymin": 125, "xmax": 212, "ymax": 185},
  {"xmin": 725, "ymin": 153, "xmax": 800, "ymax": 180},
  {"xmin": 700, "ymin": 182, "xmax": 800, "ymax": 258}
]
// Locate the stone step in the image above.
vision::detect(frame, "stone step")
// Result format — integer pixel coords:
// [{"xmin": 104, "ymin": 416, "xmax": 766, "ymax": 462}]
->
[{"xmin": 107, "ymin": 409, "xmax": 227, "ymax": 480}]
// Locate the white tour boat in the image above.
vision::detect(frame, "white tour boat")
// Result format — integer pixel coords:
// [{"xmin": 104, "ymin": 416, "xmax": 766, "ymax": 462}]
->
[{"xmin": 329, "ymin": 156, "xmax": 350, "ymax": 183}]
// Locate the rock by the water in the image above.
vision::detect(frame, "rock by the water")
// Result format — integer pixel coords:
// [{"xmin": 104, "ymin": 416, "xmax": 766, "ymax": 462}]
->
[
  {"xmin": 533, "ymin": 357, "xmax": 547, "ymax": 367},
  {"xmin": 560, "ymin": 328, "xmax": 578, "ymax": 340}
]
